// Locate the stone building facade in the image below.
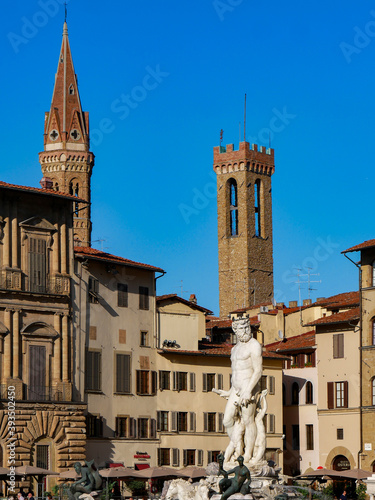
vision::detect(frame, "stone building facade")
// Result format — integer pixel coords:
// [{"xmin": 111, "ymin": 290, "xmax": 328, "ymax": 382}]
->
[
  {"xmin": 214, "ymin": 142, "xmax": 275, "ymax": 317},
  {"xmin": 0, "ymin": 182, "xmax": 86, "ymax": 491}
]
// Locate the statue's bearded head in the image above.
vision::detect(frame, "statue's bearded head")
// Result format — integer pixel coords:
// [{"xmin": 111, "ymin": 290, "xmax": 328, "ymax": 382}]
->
[{"xmin": 232, "ymin": 318, "xmax": 252, "ymax": 343}]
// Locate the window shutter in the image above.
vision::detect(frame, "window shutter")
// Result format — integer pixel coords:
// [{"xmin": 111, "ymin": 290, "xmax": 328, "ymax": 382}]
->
[
  {"xmin": 269, "ymin": 414, "xmax": 275, "ymax": 433},
  {"xmin": 297, "ymin": 354, "xmax": 304, "ymax": 368},
  {"xmin": 157, "ymin": 411, "xmax": 161, "ymax": 432},
  {"xmin": 172, "ymin": 448, "xmax": 179, "ymax": 467},
  {"xmin": 189, "ymin": 372, "xmax": 196, "ymax": 392},
  {"xmin": 203, "ymin": 373, "xmax": 208, "ymax": 392},
  {"xmin": 189, "ymin": 412, "xmax": 196, "ymax": 432},
  {"xmin": 183, "ymin": 449, "xmax": 188, "ymax": 467},
  {"xmin": 327, "ymin": 382, "xmax": 334, "ymax": 409},
  {"xmin": 171, "ymin": 412, "xmax": 178, "ymax": 432},
  {"xmin": 116, "ymin": 354, "xmax": 130, "ymax": 393},
  {"xmin": 218, "ymin": 374, "xmax": 223, "ymax": 390},
  {"xmin": 311, "ymin": 350, "xmax": 316, "ymax": 367},
  {"xmin": 159, "ymin": 371, "xmax": 163, "ymax": 390},
  {"xmin": 339, "ymin": 334, "xmax": 344, "ymax": 358},
  {"xmin": 269, "ymin": 376, "xmax": 275, "ymax": 395},
  {"xmin": 157, "ymin": 448, "xmax": 162, "ymax": 466},
  {"xmin": 115, "ymin": 417, "xmax": 119, "ymax": 437},
  {"xmin": 173, "ymin": 372, "xmax": 177, "ymax": 391},
  {"xmin": 150, "ymin": 418, "xmax": 156, "ymax": 438},
  {"xmin": 261, "ymin": 375, "xmax": 267, "ymax": 391},
  {"xmin": 152, "ymin": 371, "xmax": 157, "ymax": 395},
  {"xmin": 218, "ymin": 413, "xmax": 224, "ymax": 433},
  {"xmin": 136, "ymin": 370, "xmax": 141, "ymax": 395},
  {"xmin": 197, "ymin": 450, "xmax": 203, "ymax": 466},
  {"xmin": 343, "ymin": 381, "xmax": 349, "ymax": 408},
  {"xmin": 287, "ymin": 358, "xmax": 291, "ymax": 369},
  {"xmin": 129, "ymin": 417, "xmax": 136, "ymax": 438},
  {"xmin": 208, "ymin": 451, "xmax": 213, "ymax": 464},
  {"xmin": 203, "ymin": 413, "xmax": 208, "ymax": 432}
]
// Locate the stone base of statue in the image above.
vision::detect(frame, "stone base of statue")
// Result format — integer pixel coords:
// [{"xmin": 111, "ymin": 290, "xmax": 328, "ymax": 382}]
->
[{"xmin": 211, "ymin": 495, "xmax": 254, "ymax": 500}]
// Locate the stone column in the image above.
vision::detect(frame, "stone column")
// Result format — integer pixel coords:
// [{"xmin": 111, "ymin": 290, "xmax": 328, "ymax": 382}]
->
[
  {"xmin": 4, "ymin": 309, "xmax": 12, "ymax": 378},
  {"xmin": 11, "ymin": 204, "xmax": 18, "ymax": 268},
  {"xmin": 12, "ymin": 309, "xmax": 20, "ymax": 379},
  {"xmin": 3, "ymin": 202, "xmax": 10, "ymax": 268},
  {"xmin": 61, "ymin": 213, "xmax": 67, "ymax": 275},
  {"xmin": 53, "ymin": 222, "xmax": 60, "ymax": 274},
  {"xmin": 53, "ymin": 313, "xmax": 61, "ymax": 381},
  {"xmin": 62, "ymin": 314, "xmax": 69, "ymax": 381}
]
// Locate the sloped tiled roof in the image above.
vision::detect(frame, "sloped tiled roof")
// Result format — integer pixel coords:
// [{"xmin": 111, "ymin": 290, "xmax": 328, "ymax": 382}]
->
[
  {"xmin": 156, "ymin": 294, "xmax": 213, "ymax": 315},
  {"xmin": 309, "ymin": 291, "xmax": 359, "ymax": 310},
  {"xmin": 74, "ymin": 246, "xmax": 165, "ymax": 273},
  {"xmin": 342, "ymin": 239, "xmax": 375, "ymax": 253},
  {"xmin": 266, "ymin": 331, "xmax": 316, "ymax": 353},
  {"xmin": 0, "ymin": 180, "xmax": 87, "ymax": 202},
  {"xmin": 306, "ymin": 307, "xmax": 360, "ymax": 327},
  {"xmin": 206, "ymin": 315, "xmax": 260, "ymax": 330}
]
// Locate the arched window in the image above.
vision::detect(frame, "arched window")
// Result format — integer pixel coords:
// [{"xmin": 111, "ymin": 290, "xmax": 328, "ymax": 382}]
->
[
  {"xmin": 291, "ymin": 382, "xmax": 299, "ymax": 405},
  {"xmin": 372, "ymin": 378, "xmax": 375, "ymax": 406},
  {"xmin": 54, "ymin": 182, "xmax": 59, "ymax": 191},
  {"xmin": 305, "ymin": 381, "xmax": 313, "ymax": 404},
  {"xmin": 254, "ymin": 179, "xmax": 262, "ymax": 237},
  {"xmin": 69, "ymin": 179, "xmax": 80, "ymax": 213},
  {"xmin": 228, "ymin": 179, "xmax": 238, "ymax": 236}
]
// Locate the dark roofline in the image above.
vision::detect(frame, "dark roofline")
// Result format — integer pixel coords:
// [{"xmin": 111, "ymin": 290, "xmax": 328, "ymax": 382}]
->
[
  {"xmin": 157, "ymin": 294, "xmax": 213, "ymax": 315},
  {"xmin": 74, "ymin": 248, "xmax": 165, "ymax": 273},
  {"xmin": 0, "ymin": 180, "xmax": 87, "ymax": 203},
  {"xmin": 157, "ymin": 348, "xmax": 289, "ymax": 361}
]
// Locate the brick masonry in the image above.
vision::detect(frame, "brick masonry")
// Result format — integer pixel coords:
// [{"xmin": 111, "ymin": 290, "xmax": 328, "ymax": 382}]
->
[{"xmin": 214, "ymin": 141, "xmax": 275, "ymax": 317}]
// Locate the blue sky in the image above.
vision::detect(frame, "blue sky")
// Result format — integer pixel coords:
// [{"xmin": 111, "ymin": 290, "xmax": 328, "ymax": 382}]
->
[{"xmin": 1, "ymin": 0, "xmax": 374, "ymax": 315}]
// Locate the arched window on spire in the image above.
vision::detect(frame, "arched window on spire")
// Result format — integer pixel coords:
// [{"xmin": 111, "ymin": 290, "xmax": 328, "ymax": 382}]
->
[
  {"xmin": 69, "ymin": 179, "xmax": 80, "ymax": 214},
  {"xmin": 228, "ymin": 179, "xmax": 238, "ymax": 237},
  {"xmin": 254, "ymin": 179, "xmax": 262, "ymax": 237}
]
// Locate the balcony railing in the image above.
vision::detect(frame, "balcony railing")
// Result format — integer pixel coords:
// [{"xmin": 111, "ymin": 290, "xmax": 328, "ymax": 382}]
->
[{"xmin": 0, "ymin": 271, "xmax": 70, "ymax": 296}]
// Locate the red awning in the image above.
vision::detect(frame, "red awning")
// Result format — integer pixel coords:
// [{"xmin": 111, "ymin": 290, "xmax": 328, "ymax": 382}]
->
[{"xmin": 135, "ymin": 464, "xmax": 150, "ymax": 470}]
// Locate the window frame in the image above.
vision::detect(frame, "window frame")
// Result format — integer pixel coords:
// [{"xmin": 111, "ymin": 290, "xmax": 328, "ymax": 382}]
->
[
  {"xmin": 139, "ymin": 286, "xmax": 149, "ymax": 310},
  {"xmin": 85, "ymin": 349, "xmax": 102, "ymax": 392},
  {"xmin": 117, "ymin": 283, "xmax": 128, "ymax": 308}
]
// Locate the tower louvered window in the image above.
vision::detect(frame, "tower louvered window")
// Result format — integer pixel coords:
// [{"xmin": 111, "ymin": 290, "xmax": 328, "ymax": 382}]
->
[
  {"xmin": 254, "ymin": 179, "xmax": 261, "ymax": 237},
  {"xmin": 229, "ymin": 179, "xmax": 238, "ymax": 236}
]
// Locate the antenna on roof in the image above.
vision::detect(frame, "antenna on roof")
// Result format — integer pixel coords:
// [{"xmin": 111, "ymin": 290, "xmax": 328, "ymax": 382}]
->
[
  {"xmin": 244, "ymin": 93, "xmax": 247, "ymax": 142},
  {"xmin": 220, "ymin": 129, "xmax": 223, "ymax": 147}
]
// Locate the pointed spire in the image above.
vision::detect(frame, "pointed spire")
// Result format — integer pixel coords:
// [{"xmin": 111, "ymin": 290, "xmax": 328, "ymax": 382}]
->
[{"xmin": 43, "ymin": 21, "xmax": 89, "ymax": 152}]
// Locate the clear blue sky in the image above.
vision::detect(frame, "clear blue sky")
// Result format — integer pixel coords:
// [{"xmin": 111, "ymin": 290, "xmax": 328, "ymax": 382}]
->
[{"xmin": 1, "ymin": 0, "xmax": 373, "ymax": 315}]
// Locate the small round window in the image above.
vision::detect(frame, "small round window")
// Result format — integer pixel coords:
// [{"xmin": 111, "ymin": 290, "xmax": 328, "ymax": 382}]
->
[
  {"xmin": 49, "ymin": 129, "xmax": 59, "ymax": 141},
  {"xmin": 70, "ymin": 129, "xmax": 81, "ymax": 141}
]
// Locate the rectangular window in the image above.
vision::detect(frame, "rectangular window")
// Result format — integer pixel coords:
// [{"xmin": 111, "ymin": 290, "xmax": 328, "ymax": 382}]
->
[
  {"xmin": 115, "ymin": 416, "xmax": 128, "ymax": 437},
  {"xmin": 178, "ymin": 412, "xmax": 188, "ymax": 432},
  {"xmin": 157, "ymin": 411, "xmax": 168, "ymax": 432},
  {"xmin": 292, "ymin": 424, "xmax": 300, "ymax": 450},
  {"xmin": 159, "ymin": 371, "xmax": 170, "ymax": 390},
  {"xmin": 136, "ymin": 370, "xmax": 156, "ymax": 395},
  {"xmin": 138, "ymin": 418, "xmax": 149, "ymax": 439},
  {"xmin": 29, "ymin": 238, "xmax": 47, "ymax": 293},
  {"xmin": 87, "ymin": 413, "xmax": 103, "ymax": 437},
  {"xmin": 174, "ymin": 371, "xmax": 187, "ymax": 391},
  {"xmin": 115, "ymin": 353, "xmax": 131, "ymax": 394},
  {"xmin": 140, "ymin": 331, "xmax": 149, "ymax": 347},
  {"xmin": 269, "ymin": 376, "xmax": 275, "ymax": 395},
  {"xmin": 139, "ymin": 286, "xmax": 149, "ymax": 310},
  {"xmin": 183, "ymin": 449, "xmax": 195, "ymax": 466},
  {"xmin": 159, "ymin": 448, "xmax": 170, "ymax": 466},
  {"xmin": 333, "ymin": 334, "xmax": 344, "ymax": 359},
  {"xmin": 88, "ymin": 276, "xmax": 99, "ymax": 303},
  {"xmin": 203, "ymin": 373, "xmax": 215, "ymax": 392},
  {"xmin": 36, "ymin": 444, "xmax": 49, "ymax": 469},
  {"xmin": 306, "ymin": 424, "xmax": 314, "ymax": 450},
  {"xmin": 207, "ymin": 413, "xmax": 216, "ymax": 432},
  {"xmin": 117, "ymin": 283, "xmax": 128, "ymax": 307},
  {"xmin": 86, "ymin": 350, "xmax": 101, "ymax": 391},
  {"xmin": 208, "ymin": 451, "xmax": 221, "ymax": 463},
  {"xmin": 336, "ymin": 381, "xmax": 348, "ymax": 408},
  {"xmin": 172, "ymin": 448, "xmax": 180, "ymax": 467},
  {"xmin": 337, "ymin": 428, "xmax": 344, "ymax": 440}
]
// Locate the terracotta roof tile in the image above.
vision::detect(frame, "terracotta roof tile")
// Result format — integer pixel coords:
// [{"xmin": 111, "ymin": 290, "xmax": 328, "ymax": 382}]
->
[
  {"xmin": 206, "ymin": 315, "xmax": 260, "ymax": 330},
  {"xmin": 156, "ymin": 294, "xmax": 213, "ymax": 315},
  {"xmin": 0, "ymin": 180, "xmax": 86, "ymax": 202},
  {"xmin": 342, "ymin": 239, "xmax": 375, "ymax": 253},
  {"xmin": 74, "ymin": 246, "xmax": 165, "ymax": 273},
  {"xmin": 266, "ymin": 331, "xmax": 316, "ymax": 352},
  {"xmin": 306, "ymin": 307, "xmax": 360, "ymax": 326},
  {"xmin": 309, "ymin": 291, "xmax": 359, "ymax": 310}
]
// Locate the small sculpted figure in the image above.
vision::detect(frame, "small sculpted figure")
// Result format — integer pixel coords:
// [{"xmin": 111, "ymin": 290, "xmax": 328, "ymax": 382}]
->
[
  {"xmin": 217, "ymin": 454, "xmax": 251, "ymax": 500},
  {"xmin": 68, "ymin": 461, "xmax": 102, "ymax": 500}
]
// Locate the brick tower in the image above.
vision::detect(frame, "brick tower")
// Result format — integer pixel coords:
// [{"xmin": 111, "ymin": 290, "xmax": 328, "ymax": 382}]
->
[
  {"xmin": 39, "ymin": 21, "xmax": 94, "ymax": 247},
  {"xmin": 214, "ymin": 141, "xmax": 275, "ymax": 317}
]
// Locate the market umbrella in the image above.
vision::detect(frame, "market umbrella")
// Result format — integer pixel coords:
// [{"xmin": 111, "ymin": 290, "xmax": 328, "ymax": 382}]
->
[
  {"xmin": 178, "ymin": 467, "xmax": 207, "ymax": 479},
  {"xmin": 299, "ymin": 468, "xmax": 343, "ymax": 478},
  {"xmin": 99, "ymin": 467, "xmax": 142, "ymax": 479},
  {"xmin": 15, "ymin": 465, "xmax": 59, "ymax": 476},
  {"xmin": 135, "ymin": 467, "xmax": 184, "ymax": 479},
  {"xmin": 336, "ymin": 469, "xmax": 371, "ymax": 480},
  {"xmin": 57, "ymin": 469, "xmax": 81, "ymax": 480}
]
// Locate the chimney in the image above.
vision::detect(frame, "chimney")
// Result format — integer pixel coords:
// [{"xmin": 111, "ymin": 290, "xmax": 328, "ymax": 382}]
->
[
  {"xmin": 189, "ymin": 294, "xmax": 197, "ymax": 304},
  {"xmin": 289, "ymin": 300, "xmax": 298, "ymax": 308},
  {"xmin": 276, "ymin": 302, "xmax": 284, "ymax": 308},
  {"xmin": 40, "ymin": 177, "xmax": 53, "ymax": 190},
  {"xmin": 303, "ymin": 299, "xmax": 312, "ymax": 306},
  {"xmin": 316, "ymin": 297, "xmax": 326, "ymax": 302}
]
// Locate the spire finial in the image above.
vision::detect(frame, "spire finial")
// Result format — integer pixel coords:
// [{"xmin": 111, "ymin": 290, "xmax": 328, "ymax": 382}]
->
[{"xmin": 64, "ymin": 1, "xmax": 68, "ymax": 22}]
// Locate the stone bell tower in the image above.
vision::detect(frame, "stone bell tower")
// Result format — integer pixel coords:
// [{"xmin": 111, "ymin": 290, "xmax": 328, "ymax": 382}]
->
[
  {"xmin": 214, "ymin": 141, "xmax": 275, "ymax": 317},
  {"xmin": 39, "ymin": 21, "xmax": 94, "ymax": 247}
]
